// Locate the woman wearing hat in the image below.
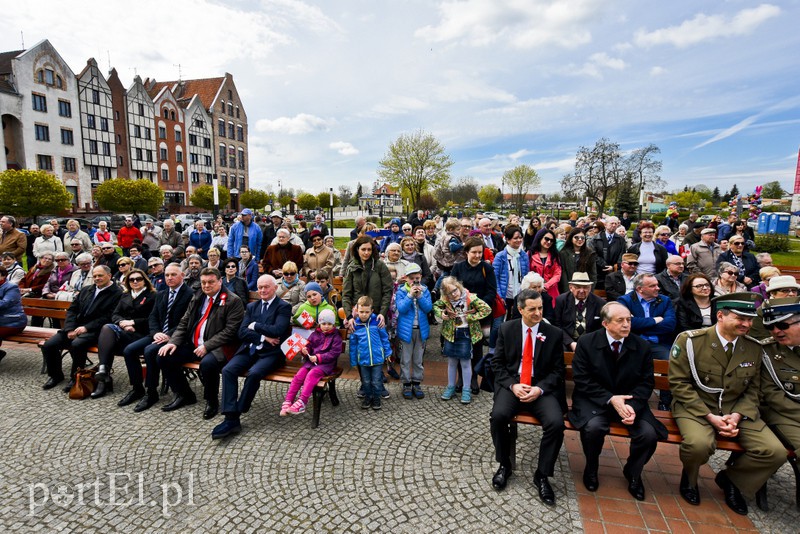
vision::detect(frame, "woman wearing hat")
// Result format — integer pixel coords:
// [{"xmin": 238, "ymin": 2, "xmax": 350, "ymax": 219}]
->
[{"xmin": 302, "ymin": 230, "xmax": 334, "ymax": 279}]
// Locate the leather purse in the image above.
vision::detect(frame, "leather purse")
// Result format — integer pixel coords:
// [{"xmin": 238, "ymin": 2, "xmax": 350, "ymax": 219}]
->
[{"xmin": 69, "ymin": 366, "xmax": 98, "ymax": 400}]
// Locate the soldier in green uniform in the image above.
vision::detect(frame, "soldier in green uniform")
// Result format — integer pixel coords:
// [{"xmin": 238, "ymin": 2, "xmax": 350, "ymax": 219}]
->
[
  {"xmin": 669, "ymin": 292, "xmax": 785, "ymax": 515},
  {"xmin": 760, "ymin": 296, "xmax": 800, "ymax": 453}
]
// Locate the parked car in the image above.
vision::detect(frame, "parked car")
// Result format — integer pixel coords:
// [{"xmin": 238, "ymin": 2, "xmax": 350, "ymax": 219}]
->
[{"xmin": 109, "ymin": 213, "xmax": 160, "ymax": 231}]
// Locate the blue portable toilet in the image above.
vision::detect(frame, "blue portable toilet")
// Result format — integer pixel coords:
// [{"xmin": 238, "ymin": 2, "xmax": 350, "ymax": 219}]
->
[
  {"xmin": 768, "ymin": 212, "xmax": 791, "ymax": 234},
  {"xmin": 757, "ymin": 212, "xmax": 770, "ymax": 234}
]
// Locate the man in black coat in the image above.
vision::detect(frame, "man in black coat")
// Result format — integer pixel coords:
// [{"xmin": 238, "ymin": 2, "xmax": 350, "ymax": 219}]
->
[
  {"xmin": 655, "ymin": 255, "xmax": 686, "ymax": 302},
  {"xmin": 490, "ymin": 289, "xmax": 566, "ymax": 506},
  {"xmin": 569, "ymin": 302, "xmax": 667, "ymax": 501},
  {"xmin": 592, "ymin": 216, "xmax": 626, "ymax": 289},
  {"xmin": 604, "ymin": 253, "xmax": 639, "ymax": 302},
  {"xmin": 41, "ymin": 265, "xmax": 123, "ymax": 391},
  {"xmin": 119, "ymin": 264, "xmax": 194, "ymax": 411},
  {"xmin": 552, "ymin": 272, "xmax": 606, "ymax": 351}
]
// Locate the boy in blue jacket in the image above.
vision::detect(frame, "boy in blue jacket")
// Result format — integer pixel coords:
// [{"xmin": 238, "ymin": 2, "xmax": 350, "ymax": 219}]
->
[
  {"xmin": 350, "ymin": 295, "xmax": 392, "ymax": 410},
  {"xmin": 395, "ymin": 263, "xmax": 432, "ymax": 399}
]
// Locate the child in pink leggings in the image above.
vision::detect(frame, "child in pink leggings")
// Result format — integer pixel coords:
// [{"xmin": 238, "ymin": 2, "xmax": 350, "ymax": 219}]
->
[{"xmin": 281, "ymin": 309, "xmax": 342, "ymax": 415}]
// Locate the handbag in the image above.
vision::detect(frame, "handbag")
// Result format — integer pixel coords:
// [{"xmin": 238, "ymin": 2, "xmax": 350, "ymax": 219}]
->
[
  {"xmin": 493, "ymin": 294, "xmax": 506, "ymax": 319},
  {"xmin": 69, "ymin": 366, "xmax": 98, "ymax": 400}
]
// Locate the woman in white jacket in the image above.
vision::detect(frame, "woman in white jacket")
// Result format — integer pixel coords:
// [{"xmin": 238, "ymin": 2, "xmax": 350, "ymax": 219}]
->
[{"xmin": 33, "ymin": 224, "xmax": 64, "ymax": 258}]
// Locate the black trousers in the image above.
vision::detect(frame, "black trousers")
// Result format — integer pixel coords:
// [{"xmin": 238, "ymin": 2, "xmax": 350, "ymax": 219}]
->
[
  {"xmin": 580, "ymin": 409, "xmax": 658, "ymax": 478},
  {"xmin": 41, "ymin": 330, "xmax": 99, "ymax": 380},
  {"xmin": 157, "ymin": 343, "xmax": 201, "ymax": 398},
  {"xmin": 490, "ymin": 387, "xmax": 565, "ymax": 476}
]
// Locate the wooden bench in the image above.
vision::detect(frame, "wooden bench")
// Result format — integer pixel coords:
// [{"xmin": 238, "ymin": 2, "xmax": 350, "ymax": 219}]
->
[{"xmin": 509, "ymin": 353, "xmax": 799, "ymax": 511}]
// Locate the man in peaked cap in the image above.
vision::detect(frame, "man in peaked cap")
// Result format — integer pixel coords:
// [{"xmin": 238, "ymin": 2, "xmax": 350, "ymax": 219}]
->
[
  {"xmin": 668, "ymin": 292, "xmax": 785, "ymax": 515},
  {"xmin": 759, "ymin": 297, "xmax": 800, "ymax": 456}
]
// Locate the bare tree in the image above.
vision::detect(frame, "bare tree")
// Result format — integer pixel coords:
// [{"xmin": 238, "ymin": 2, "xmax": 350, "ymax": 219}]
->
[
  {"xmin": 625, "ymin": 144, "xmax": 663, "ymax": 200},
  {"xmin": 561, "ymin": 138, "xmax": 622, "ymax": 216}
]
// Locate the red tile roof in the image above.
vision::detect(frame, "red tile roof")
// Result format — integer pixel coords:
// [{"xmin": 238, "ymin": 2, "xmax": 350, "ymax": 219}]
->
[{"xmin": 145, "ymin": 77, "xmax": 225, "ymax": 110}]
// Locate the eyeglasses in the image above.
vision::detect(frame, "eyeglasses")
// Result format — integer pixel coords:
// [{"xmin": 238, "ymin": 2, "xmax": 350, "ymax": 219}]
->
[
  {"xmin": 769, "ymin": 319, "xmax": 800, "ymax": 331},
  {"xmin": 128, "ymin": 277, "xmax": 144, "ymax": 282},
  {"xmin": 284, "ymin": 272, "xmax": 297, "ymax": 276},
  {"xmin": 77, "ymin": 262, "xmax": 91, "ymax": 267},
  {"xmin": 724, "ymin": 270, "xmax": 738, "ymax": 276},
  {"xmin": 624, "ymin": 262, "xmax": 639, "ymax": 266},
  {"xmin": 772, "ymin": 288, "xmax": 799, "ymax": 295},
  {"xmin": 542, "ymin": 237, "xmax": 554, "ymax": 243},
  {"xmin": 731, "ymin": 242, "xmax": 744, "ymax": 246},
  {"xmin": 461, "ymin": 225, "xmax": 472, "ymax": 228},
  {"xmin": 225, "ymin": 265, "xmax": 238, "ymax": 269},
  {"xmin": 692, "ymin": 283, "xmax": 711, "ymax": 290},
  {"xmin": 71, "ymin": 243, "xmax": 82, "ymax": 247},
  {"xmin": 56, "ymin": 258, "xmax": 69, "ymax": 262},
  {"xmin": 659, "ymin": 233, "xmax": 670, "ymax": 237},
  {"xmin": 572, "ymin": 236, "xmax": 585, "ymax": 241},
  {"xmin": 449, "ymin": 289, "xmax": 461, "ymax": 297}
]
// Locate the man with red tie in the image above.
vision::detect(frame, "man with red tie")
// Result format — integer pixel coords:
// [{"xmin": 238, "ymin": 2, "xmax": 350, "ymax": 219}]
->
[
  {"xmin": 490, "ymin": 289, "xmax": 566, "ymax": 506},
  {"xmin": 157, "ymin": 268, "xmax": 245, "ymax": 413},
  {"xmin": 569, "ymin": 302, "xmax": 666, "ymax": 501}
]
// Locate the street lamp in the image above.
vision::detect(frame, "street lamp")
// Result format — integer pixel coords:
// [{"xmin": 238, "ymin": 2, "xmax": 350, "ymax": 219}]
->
[
  {"xmin": 329, "ymin": 187, "xmax": 334, "ymax": 230},
  {"xmin": 212, "ymin": 175, "xmax": 220, "ymax": 218}
]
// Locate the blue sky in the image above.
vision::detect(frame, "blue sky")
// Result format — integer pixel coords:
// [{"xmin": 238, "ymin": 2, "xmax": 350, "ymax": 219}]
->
[{"xmin": 4, "ymin": 0, "xmax": 800, "ymax": 198}]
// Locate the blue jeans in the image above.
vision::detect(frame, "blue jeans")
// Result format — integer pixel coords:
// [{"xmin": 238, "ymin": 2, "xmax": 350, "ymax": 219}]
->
[{"xmin": 359, "ymin": 364, "xmax": 383, "ymax": 401}]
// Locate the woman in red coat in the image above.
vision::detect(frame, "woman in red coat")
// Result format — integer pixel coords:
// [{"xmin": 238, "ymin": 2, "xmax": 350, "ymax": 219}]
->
[{"xmin": 528, "ymin": 229, "xmax": 562, "ymax": 302}]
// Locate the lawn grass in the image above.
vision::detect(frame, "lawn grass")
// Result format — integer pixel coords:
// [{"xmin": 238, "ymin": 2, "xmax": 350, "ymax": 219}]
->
[{"xmin": 334, "ymin": 237, "xmax": 350, "ymax": 251}]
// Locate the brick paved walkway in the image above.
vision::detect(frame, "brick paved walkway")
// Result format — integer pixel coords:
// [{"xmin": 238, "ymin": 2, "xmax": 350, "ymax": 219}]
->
[{"xmin": 0, "ymin": 342, "xmax": 797, "ymax": 532}]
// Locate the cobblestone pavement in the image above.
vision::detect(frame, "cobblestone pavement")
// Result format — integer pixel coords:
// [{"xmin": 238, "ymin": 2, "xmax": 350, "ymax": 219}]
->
[
  {"xmin": 0, "ymin": 345, "xmax": 581, "ymax": 533},
  {"xmin": 2, "ymin": 340, "xmax": 799, "ymax": 533}
]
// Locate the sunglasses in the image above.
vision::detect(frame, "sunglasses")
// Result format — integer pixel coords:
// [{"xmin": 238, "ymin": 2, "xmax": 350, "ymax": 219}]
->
[
  {"xmin": 724, "ymin": 270, "xmax": 739, "ymax": 276},
  {"xmin": 731, "ymin": 242, "xmax": 744, "ymax": 246},
  {"xmin": 225, "ymin": 265, "xmax": 238, "ymax": 269},
  {"xmin": 56, "ymin": 258, "xmax": 69, "ymax": 262},
  {"xmin": 658, "ymin": 233, "xmax": 670, "ymax": 237},
  {"xmin": 625, "ymin": 261, "xmax": 639, "ymax": 266},
  {"xmin": 542, "ymin": 237, "xmax": 554, "ymax": 243},
  {"xmin": 769, "ymin": 319, "xmax": 800, "ymax": 331},
  {"xmin": 572, "ymin": 236, "xmax": 585, "ymax": 241},
  {"xmin": 284, "ymin": 272, "xmax": 297, "ymax": 276},
  {"xmin": 128, "ymin": 277, "xmax": 144, "ymax": 282}
]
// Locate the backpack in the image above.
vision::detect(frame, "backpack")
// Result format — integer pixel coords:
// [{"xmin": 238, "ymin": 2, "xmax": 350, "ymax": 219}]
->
[{"xmin": 433, "ymin": 233, "xmax": 460, "ymax": 271}]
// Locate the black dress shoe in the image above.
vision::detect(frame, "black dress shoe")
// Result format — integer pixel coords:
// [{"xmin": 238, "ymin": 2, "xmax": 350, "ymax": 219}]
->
[
  {"xmin": 492, "ymin": 465, "xmax": 512, "ymax": 490},
  {"xmin": 623, "ymin": 465, "xmax": 645, "ymax": 501},
  {"xmin": 43, "ymin": 376, "xmax": 64, "ymax": 390},
  {"xmin": 583, "ymin": 469, "xmax": 599, "ymax": 492},
  {"xmin": 533, "ymin": 471, "xmax": 556, "ymax": 506},
  {"xmin": 118, "ymin": 388, "xmax": 145, "ymax": 407},
  {"xmin": 0, "ymin": 349, "xmax": 6, "ymax": 363},
  {"xmin": 203, "ymin": 402, "xmax": 219, "ymax": 420},
  {"xmin": 679, "ymin": 470, "xmax": 701, "ymax": 505},
  {"xmin": 715, "ymin": 471, "xmax": 748, "ymax": 515},
  {"xmin": 62, "ymin": 379, "xmax": 75, "ymax": 393},
  {"xmin": 91, "ymin": 374, "xmax": 113, "ymax": 399},
  {"xmin": 161, "ymin": 394, "xmax": 197, "ymax": 412},
  {"xmin": 133, "ymin": 393, "xmax": 159, "ymax": 412}
]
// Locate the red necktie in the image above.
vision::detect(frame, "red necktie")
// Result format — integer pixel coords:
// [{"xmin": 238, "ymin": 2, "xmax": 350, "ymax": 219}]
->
[
  {"xmin": 612, "ymin": 340, "xmax": 622, "ymax": 360},
  {"xmin": 521, "ymin": 327, "xmax": 533, "ymax": 386},
  {"xmin": 193, "ymin": 296, "xmax": 213, "ymax": 346}
]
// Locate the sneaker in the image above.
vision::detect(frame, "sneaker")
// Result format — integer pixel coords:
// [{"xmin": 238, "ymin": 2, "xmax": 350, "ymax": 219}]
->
[
  {"xmin": 287, "ymin": 400, "xmax": 306, "ymax": 415},
  {"xmin": 357, "ymin": 388, "xmax": 366, "ymax": 399},
  {"xmin": 412, "ymin": 385, "xmax": 425, "ymax": 399},
  {"xmin": 361, "ymin": 398, "xmax": 372, "ymax": 410},
  {"xmin": 381, "ymin": 388, "xmax": 391, "ymax": 399},
  {"xmin": 441, "ymin": 385, "xmax": 456, "ymax": 400},
  {"xmin": 372, "ymin": 398, "xmax": 382, "ymax": 410},
  {"xmin": 461, "ymin": 389, "xmax": 472, "ymax": 404},
  {"xmin": 279, "ymin": 400, "xmax": 292, "ymax": 416},
  {"xmin": 403, "ymin": 385, "xmax": 413, "ymax": 399}
]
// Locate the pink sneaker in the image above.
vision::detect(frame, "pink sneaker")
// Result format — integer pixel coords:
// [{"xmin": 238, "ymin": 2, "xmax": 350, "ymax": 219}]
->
[
  {"xmin": 287, "ymin": 400, "xmax": 306, "ymax": 415},
  {"xmin": 279, "ymin": 400, "xmax": 292, "ymax": 416}
]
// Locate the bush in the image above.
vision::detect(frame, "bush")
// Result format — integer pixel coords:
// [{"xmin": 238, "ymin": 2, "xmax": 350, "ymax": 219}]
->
[
  {"xmin": 333, "ymin": 220, "xmax": 352, "ymax": 228},
  {"xmin": 755, "ymin": 233, "xmax": 791, "ymax": 253}
]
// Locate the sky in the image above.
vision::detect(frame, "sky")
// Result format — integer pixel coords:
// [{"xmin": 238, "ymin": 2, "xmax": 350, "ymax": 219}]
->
[{"xmin": 4, "ymin": 0, "xmax": 800, "ymax": 198}]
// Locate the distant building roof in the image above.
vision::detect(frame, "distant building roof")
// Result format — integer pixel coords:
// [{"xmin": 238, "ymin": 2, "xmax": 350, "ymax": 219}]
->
[
  {"xmin": 372, "ymin": 183, "xmax": 398, "ymax": 196},
  {"xmin": 0, "ymin": 49, "xmax": 23, "ymax": 75},
  {"xmin": 144, "ymin": 77, "xmax": 225, "ymax": 110}
]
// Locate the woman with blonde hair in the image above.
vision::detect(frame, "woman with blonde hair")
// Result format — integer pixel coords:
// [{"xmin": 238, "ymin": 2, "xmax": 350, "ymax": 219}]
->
[
  {"xmin": 114, "ymin": 257, "xmax": 135, "ymax": 287},
  {"xmin": 276, "ymin": 260, "xmax": 306, "ymax": 314}
]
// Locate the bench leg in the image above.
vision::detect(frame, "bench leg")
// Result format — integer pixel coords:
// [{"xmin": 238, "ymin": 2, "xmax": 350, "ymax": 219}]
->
[
  {"xmin": 756, "ymin": 482, "xmax": 769, "ymax": 512},
  {"xmin": 790, "ymin": 454, "xmax": 800, "ymax": 510},
  {"xmin": 328, "ymin": 379, "xmax": 340, "ymax": 407},
  {"xmin": 509, "ymin": 422, "xmax": 518, "ymax": 470},
  {"xmin": 311, "ymin": 388, "xmax": 325, "ymax": 429}
]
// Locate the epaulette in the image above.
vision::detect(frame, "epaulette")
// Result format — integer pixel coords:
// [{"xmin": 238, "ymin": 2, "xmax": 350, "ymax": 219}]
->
[
  {"xmin": 686, "ymin": 329, "xmax": 705, "ymax": 338},
  {"xmin": 743, "ymin": 334, "xmax": 763, "ymax": 344},
  {"xmin": 758, "ymin": 336, "xmax": 776, "ymax": 345}
]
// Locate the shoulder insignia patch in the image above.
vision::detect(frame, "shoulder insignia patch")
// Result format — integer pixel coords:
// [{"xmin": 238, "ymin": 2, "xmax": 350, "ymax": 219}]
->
[{"xmin": 672, "ymin": 344, "xmax": 681, "ymax": 359}]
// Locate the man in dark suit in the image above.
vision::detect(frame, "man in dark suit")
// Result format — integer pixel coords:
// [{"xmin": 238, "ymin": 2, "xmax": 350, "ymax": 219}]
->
[
  {"xmin": 490, "ymin": 289, "xmax": 566, "ymax": 506},
  {"xmin": 655, "ymin": 255, "xmax": 686, "ymax": 302},
  {"xmin": 477, "ymin": 218, "xmax": 504, "ymax": 254},
  {"xmin": 212, "ymin": 274, "xmax": 292, "ymax": 439},
  {"xmin": 604, "ymin": 253, "xmax": 639, "ymax": 301},
  {"xmin": 552, "ymin": 272, "xmax": 606, "ymax": 351},
  {"xmin": 156, "ymin": 267, "xmax": 245, "ymax": 413},
  {"xmin": 569, "ymin": 302, "xmax": 667, "ymax": 501},
  {"xmin": 592, "ymin": 216, "xmax": 626, "ymax": 289},
  {"xmin": 119, "ymin": 264, "xmax": 194, "ymax": 411},
  {"xmin": 41, "ymin": 265, "xmax": 123, "ymax": 391}
]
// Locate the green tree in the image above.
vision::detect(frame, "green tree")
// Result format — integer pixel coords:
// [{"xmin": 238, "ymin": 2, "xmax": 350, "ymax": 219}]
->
[
  {"xmin": 478, "ymin": 184, "xmax": 502, "ymax": 209},
  {"xmin": 670, "ymin": 190, "xmax": 703, "ymax": 210},
  {"xmin": 762, "ymin": 180, "xmax": 788, "ymax": 199},
  {"xmin": 316, "ymin": 191, "xmax": 340, "ymax": 209},
  {"xmin": 729, "ymin": 183, "xmax": 739, "ymax": 198},
  {"xmin": 712, "ymin": 187, "xmax": 721, "ymax": 203},
  {"xmin": 337, "ymin": 185, "xmax": 352, "ymax": 207},
  {"xmin": 190, "ymin": 184, "xmax": 230, "ymax": 211},
  {"xmin": 614, "ymin": 176, "xmax": 639, "ymax": 217},
  {"xmin": 417, "ymin": 192, "xmax": 439, "ymax": 211},
  {"xmin": 0, "ymin": 169, "xmax": 72, "ymax": 218},
  {"xmin": 238, "ymin": 188, "xmax": 272, "ymax": 211},
  {"xmin": 504, "ymin": 164, "xmax": 541, "ymax": 215},
  {"xmin": 377, "ymin": 129, "xmax": 454, "ymax": 207},
  {"xmin": 297, "ymin": 193, "xmax": 318, "ymax": 211},
  {"xmin": 95, "ymin": 178, "xmax": 165, "ymax": 214}
]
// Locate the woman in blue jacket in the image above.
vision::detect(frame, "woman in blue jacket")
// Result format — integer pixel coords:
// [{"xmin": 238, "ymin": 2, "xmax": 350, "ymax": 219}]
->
[{"xmin": 0, "ymin": 266, "xmax": 27, "ymax": 362}]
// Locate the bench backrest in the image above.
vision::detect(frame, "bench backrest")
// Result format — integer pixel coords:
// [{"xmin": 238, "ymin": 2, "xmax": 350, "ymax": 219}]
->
[
  {"xmin": 563, "ymin": 351, "xmax": 670, "ymax": 390},
  {"xmin": 21, "ymin": 298, "xmax": 71, "ymax": 320}
]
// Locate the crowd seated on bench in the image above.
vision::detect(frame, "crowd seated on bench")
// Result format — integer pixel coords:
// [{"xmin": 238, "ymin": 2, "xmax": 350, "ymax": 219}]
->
[{"xmin": 1, "ymin": 209, "xmax": 800, "ymax": 515}]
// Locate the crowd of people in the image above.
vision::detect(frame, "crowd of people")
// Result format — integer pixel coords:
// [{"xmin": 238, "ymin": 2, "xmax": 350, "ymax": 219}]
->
[{"xmin": 1, "ymin": 207, "xmax": 799, "ymax": 516}]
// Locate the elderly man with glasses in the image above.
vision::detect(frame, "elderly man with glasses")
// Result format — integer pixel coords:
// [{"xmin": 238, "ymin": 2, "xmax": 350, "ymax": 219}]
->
[{"xmin": 604, "ymin": 253, "xmax": 640, "ymax": 302}]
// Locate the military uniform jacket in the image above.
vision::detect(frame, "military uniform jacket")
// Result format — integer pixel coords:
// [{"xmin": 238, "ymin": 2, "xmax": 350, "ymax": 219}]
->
[
  {"xmin": 669, "ymin": 326, "xmax": 764, "ymax": 430},
  {"xmin": 760, "ymin": 339, "xmax": 800, "ymax": 428}
]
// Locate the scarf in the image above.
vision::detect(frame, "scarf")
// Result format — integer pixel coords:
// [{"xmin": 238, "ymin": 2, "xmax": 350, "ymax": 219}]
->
[
  {"xmin": 282, "ymin": 277, "xmax": 299, "ymax": 289},
  {"xmin": 402, "ymin": 251, "xmax": 417, "ymax": 262},
  {"xmin": 238, "ymin": 258, "xmax": 250, "ymax": 278},
  {"xmin": 505, "ymin": 245, "xmax": 522, "ymax": 297}
]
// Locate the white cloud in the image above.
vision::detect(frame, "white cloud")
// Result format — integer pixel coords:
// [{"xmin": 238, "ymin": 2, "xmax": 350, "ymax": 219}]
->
[
  {"xmin": 368, "ymin": 96, "xmax": 429, "ymax": 116},
  {"xmin": 432, "ymin": 70, "xmax": 517, "ymax": 103},
  {"xmin": 415, "ymin": 0, "xmax": 603, "ymax": 49},
  {"xmin": 577, "ymin": 52, "xmax": 627, "ymax": 77},
  {"xmin": 650, "ymin": 66, "xmax": 666, "ymax": 77},
  {"xmin": 634, "ymin": 4, "xmax": 781, "ymax": 48},
  {"xmin": 255, "ymin": 113, "xmax": 334, "ymax": 134},
  {"xmin": 329, "ymin": 141, "xmax": 359, "ymax": 156}
]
